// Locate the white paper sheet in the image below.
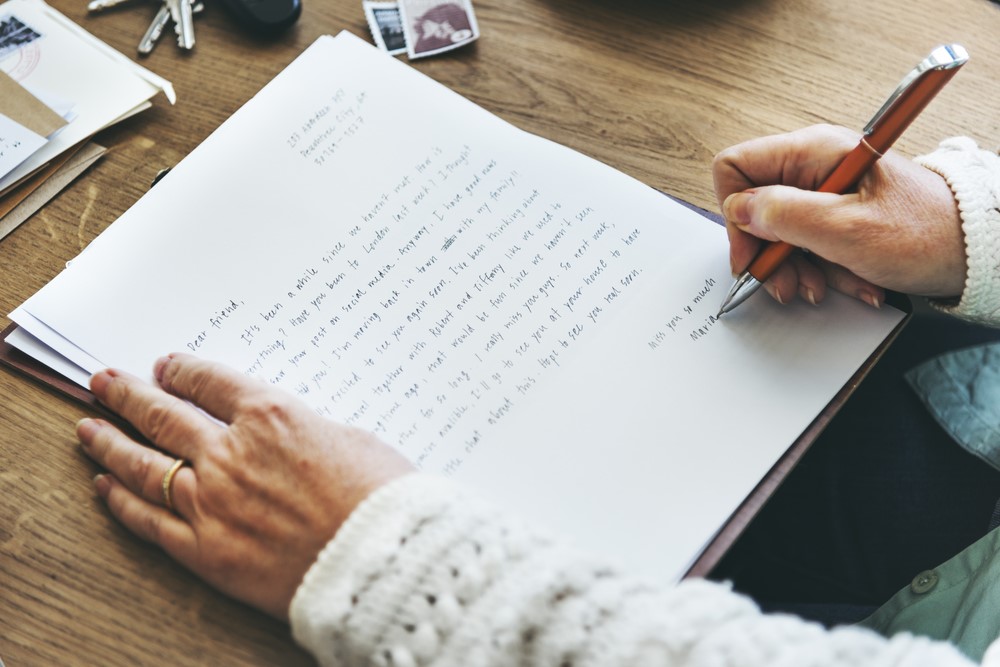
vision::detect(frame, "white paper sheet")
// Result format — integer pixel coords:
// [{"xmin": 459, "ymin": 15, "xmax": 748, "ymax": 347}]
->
[
  {"xmin": 5, "ymin": 325, "xmax": 90, "ymax": 386},
  {"xmin": 10, "ymin": 32, "xmax": 905, "ymax": 582}
]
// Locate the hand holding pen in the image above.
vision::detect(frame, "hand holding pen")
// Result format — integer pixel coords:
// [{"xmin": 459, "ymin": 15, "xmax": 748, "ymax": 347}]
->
[{"xmin": 716, "ymin": 45, "xmax": 969, "ymax": 316}]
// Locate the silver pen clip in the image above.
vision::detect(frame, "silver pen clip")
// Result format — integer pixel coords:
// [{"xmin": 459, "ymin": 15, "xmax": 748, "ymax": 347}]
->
[{"xmin": 863, "ymin": 44, "xmax": 969, "ymax": 135}]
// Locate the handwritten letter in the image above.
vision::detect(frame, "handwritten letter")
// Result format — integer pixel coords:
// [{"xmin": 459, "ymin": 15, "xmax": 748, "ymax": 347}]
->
[{"xmin": 13, "ymin": 33, "xmax": 905, "ymax": 581}]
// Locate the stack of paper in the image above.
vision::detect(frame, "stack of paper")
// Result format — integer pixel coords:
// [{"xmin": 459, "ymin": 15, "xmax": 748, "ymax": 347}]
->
[
  {"xmin": 3, "ymin": 33, "xmax": 906, "ymax": 581},
  {"xmin": 0, "ymin": 0, "xmax": 174, "ymax": 239}
]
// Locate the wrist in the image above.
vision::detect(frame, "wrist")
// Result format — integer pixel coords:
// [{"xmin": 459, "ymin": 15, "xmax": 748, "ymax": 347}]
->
[{"xmin": 916, "ymin": 137, "xmax": 1000, "ymax": 323}]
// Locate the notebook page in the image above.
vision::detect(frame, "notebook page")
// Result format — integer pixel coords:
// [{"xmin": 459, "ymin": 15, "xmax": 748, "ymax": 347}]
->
[{"xmin": 13, "ymin": 32, "xmax": 904, "ymax": 580}]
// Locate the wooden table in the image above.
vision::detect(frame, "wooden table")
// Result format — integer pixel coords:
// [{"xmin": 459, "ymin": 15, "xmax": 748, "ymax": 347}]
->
[{"xmin": 2, "ymin": 0, "xmax": 999, "ymax": 663}]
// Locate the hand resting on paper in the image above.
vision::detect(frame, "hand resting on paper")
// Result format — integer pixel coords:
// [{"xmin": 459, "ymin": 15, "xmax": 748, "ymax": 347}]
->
[
  {"xmin": 73, "ymin": 353, "xmax": 989, "ymax": 666},
  {"xmin": 713, "ymin": 123, "xmax": 967, "ymax": 308},
  {"xmin": 76, "ymin": 353, "xmax": 413, "ymax": 620}
]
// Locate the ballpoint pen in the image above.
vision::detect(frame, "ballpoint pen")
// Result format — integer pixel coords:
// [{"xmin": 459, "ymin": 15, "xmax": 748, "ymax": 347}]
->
[{"xmin": 716, "ymin": 44, "xmax": 969, "ymax": 317}]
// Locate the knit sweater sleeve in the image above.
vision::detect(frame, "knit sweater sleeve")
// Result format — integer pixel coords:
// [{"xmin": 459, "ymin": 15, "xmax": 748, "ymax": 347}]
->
[
  {"xmin": 289, "ymin": 473, "xmax": 974, "ymax": 667},
  {"xmin": 915, "ymin": 137, "xmax": 1000, "ymax": 325}
]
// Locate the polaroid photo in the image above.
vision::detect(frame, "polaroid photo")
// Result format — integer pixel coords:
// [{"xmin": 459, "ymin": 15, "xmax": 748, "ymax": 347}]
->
[
  {"xmin": 363, "ymin": 1, "xmax": 407, "ymax": 56},
  {"xmin": 396, "ymin": 0, "xmax": 479, "ymax": 59}
]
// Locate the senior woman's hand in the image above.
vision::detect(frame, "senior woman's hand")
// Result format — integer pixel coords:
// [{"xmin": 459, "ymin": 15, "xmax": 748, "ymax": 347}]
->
[
  {"xmin": 76, "ymin": 353, "xmax": 413, "ymax": 620},
  {"xmin": 713, "ymin": 124, "xmax": 967, "ymax": 307}
]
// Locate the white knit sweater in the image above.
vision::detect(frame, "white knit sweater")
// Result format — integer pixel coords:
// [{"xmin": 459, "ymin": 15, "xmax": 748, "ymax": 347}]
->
[{"xmin": 290, "ymin": 139, "xmax": 1000, "ymax": 667}]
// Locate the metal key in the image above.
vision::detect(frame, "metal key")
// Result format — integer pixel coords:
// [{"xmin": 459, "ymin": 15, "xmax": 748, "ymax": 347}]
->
[
  {"xmin": 138, "ymin": 1, "xmax": 203, "ymax": 55},
  {"xmin": 164, "ymin": 0, "xmax": 195, "ymax": 50},
  {"xmin": 176, "ymin": 0, "xmax": 196, "ymax": 49},
  {"xmin": 137, "ymin": 3, "xmax": 170, "ymax": 54},
  {"xmin": 87, "ymin": 0, "xmax": 136, "ymax": 12}
]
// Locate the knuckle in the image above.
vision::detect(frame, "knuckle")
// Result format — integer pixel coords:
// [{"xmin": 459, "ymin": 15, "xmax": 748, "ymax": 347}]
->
[
  {"xmin": 159, "ymin": 356, "xmax": 221, "ymax": 410},
  {"xmin": 143, "ymin": 400, "xmax": 185, "ymax": 445},
  {"xmin": 712, "ymin": 145, "xmax": 742, "ymax": 174},
  {"xmin": 176, "ymin": 362, "xmax": 211, "ymax": 400},
  {"xmin": 137, "ymin": 510, "xmax": 164, "ymax": 543},
  {"xmin": 751, "ymin": 191, "xmax": 779, "ymax": 228},
  {"xmin": 128, "ymin": 449, "xmax": 160, "ymax": 488},
  {"xmin": 711, "ymin": 147, "xmax": 732, "ymax": 169},
  {"xmin": 107, "ymin": 376, "xmax": 138, "ymax": 414},
  {"xmin": 217, "ymin": 450, "xmax": 252, "ymax": 487},
  {"xmin": 240, "ymin": 394, "xmax": 291, "ymax": 425}
]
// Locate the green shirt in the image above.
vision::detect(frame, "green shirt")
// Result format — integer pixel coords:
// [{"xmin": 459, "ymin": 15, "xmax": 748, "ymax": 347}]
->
[
  {"xmin": 860, "ymin": 525, "xmax": 1000, "ymax": 661},
  {"xmin": 858, "ymin": 342, "xmax": 1000, "ymax": 661}
]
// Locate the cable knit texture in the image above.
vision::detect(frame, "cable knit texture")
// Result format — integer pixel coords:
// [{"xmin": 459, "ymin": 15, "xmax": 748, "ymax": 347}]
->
[
  {"xmin": 916, "ymin": 137, "xmax": 1000, "ymax": 324},
  {"xmin": 291, "ymin": 475, "xmax": 978, "ymax": 666},
  {"xmin": 289, "ymin": 140, "xmax": 1000, "ymax": 666}
]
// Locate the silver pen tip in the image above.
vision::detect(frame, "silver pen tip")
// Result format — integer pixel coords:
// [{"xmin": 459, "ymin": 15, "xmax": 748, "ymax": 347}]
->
[{"xmin": 718, "ymin": 272, "xmax": 763, "ymax": 316}]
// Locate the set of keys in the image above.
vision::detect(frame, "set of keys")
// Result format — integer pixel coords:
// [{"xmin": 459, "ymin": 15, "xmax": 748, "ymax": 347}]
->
[
  {"xmin": 88, "ymin": 0, "xmax": 199, "ymax": 54},
  {"xmin": 88, "ymin": 0, "xmax": 301, "ymax": 54}
]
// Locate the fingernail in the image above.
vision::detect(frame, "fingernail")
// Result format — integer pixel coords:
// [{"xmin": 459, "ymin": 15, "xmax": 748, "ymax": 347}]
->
[
  {"xmin": 805, "ymin": 287, "xmax": 817, "ymax": 306},
  {"xmin": 94, "ymin": 474, "xmax": 111, "ymax": 498},
  {"xmin": 723, "ymin": 191, "xmax": 754, "ymax": 226},
  {"xmin": 771, "ymin": 286, "xmax": 784, "ymax": 305},
  {"xmin": 76, "ymin": 418, "xmax": 99, "ymax": 443},
  {"xmin": 89, "ymin": 369, "xmax": 118, "ymax": 396},
  {"xmin": 860, "ymin": 291, "xmax": 882, "ymax": 309},
  {"xmin": 154, "ymin": 355, "xmax": 172, "ymax": 384}
]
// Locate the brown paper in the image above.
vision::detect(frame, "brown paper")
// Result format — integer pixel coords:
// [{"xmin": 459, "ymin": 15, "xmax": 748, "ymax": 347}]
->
[
  {"xmin": 0, "ymin": 70, "xmax": 67, "ymax": 138},
  {"xmin": 0, "ymin": 141, "xmax": 106, "ymax": 241}
]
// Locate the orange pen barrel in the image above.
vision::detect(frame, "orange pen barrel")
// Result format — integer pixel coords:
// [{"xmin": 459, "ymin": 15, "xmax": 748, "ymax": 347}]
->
[{"xmin": 746, "ymin": 63, "xmax": 963, "ymax": 283}]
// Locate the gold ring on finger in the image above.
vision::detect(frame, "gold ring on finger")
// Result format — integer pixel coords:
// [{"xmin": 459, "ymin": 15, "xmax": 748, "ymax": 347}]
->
[{"xmin": 161, "ymin": 458, "xmax": 187, "ymax": 512}]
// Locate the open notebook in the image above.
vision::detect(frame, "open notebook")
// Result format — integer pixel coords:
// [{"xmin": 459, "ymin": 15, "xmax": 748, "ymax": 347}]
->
[{"xmin": 2, "ymin": 32, "xmax": 907, "ymax": 582}]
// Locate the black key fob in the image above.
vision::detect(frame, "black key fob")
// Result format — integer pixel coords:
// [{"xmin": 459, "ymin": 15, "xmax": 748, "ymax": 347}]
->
[{"xmin": 219, "ymin": 0, "xmax": 301, "ymax": 35}]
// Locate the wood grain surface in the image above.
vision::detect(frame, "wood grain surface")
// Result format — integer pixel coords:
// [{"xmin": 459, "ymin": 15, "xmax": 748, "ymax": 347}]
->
[{"xmin": 2, "ymin": 0, "xmax": 999, "ymax": 664}]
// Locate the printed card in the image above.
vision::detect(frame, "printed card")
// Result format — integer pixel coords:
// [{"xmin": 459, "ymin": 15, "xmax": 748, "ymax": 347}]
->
[
  {"xmin": 0, "ymin": 110, "xmax": 45, "ymax": 180},
  {"xmin": 397, "ymin": 0, "xmax": 478, "ymax": 59},
  {"xmin": 363, "ymin": 1, "xmax": 406, "ymax": 55}
]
